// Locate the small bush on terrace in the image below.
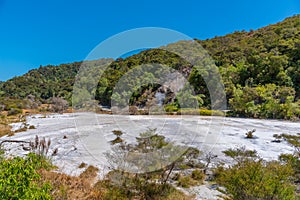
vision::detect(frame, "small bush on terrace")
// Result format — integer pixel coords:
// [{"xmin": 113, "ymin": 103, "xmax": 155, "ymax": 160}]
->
[{"xmin": 215, "ymin": 147, "xmax": 296, "ymax": 200}]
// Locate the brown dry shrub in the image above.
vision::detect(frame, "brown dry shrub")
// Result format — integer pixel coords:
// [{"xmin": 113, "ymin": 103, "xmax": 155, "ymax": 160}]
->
[
  {"xmin": 14, "ymin": 127, "xmax": 27, "ymax": 133},
  {"xmin": 79, "ymin": 165, "xmax": 99, "ymax": 180},
  {"xmin": 78, "ymin": 162, "xmax": 87, "ymax": 168},
  {"xmin": 38, "ymin": 165, "xmax": 105, "ymax": 200},
  {"xmin": 0, "ymin": 124, "xmax": 13, "ymax": 137}
]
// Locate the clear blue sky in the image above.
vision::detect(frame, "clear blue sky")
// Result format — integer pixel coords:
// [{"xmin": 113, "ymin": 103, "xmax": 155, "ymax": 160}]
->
[{"xmin": 0, "ymin": 0, "xmax": 299, "ymax": 81}]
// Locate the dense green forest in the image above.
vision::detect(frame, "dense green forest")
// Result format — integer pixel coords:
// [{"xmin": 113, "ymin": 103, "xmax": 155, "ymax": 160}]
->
[
  {"xmin": 0, "ymin": 59, "xmax": 112, "ymax": 102},
  {"xmin": 198, "ymin": 15, "xmax": 300, "ymax": 119},
  {"xmin": 0, "ymin": 15, "xmax": 299, "ymax": 119}
]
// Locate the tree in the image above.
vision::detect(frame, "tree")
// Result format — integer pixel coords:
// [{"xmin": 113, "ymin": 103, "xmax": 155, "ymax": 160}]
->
[
  {"xmin": 50, "ymin": 97, "xmax": 69, "ymax": 113},
  {"xmin": 104, "ymin": 129, "xmax": 202, "ymax": 199}
]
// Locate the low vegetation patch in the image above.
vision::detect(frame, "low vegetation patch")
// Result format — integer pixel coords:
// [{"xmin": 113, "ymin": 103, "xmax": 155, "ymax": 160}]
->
[
  {"xmin": 0, "ymin": 152, "xmax": 52, "ymax": 199},
  {"xmin": 178, "ymin": 109, "xmax": 225, "ymax": 116},
  {"xmin": 215, "ymin": 146, "xmax": 298, "ymax": 200},
  {"xmin": 245, "ymin": 129, "xmax": 256, "ymax": 139},
  {"xmin": 104, "ymin": 129, "xmax": 202, "ymax": 199}
]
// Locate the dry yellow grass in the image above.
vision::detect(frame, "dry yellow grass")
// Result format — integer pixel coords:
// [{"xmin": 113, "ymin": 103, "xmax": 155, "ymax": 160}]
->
[
  {"xmin": 0, "ymin": 107, "xmax": 49, "ymax": 138},
  {"xmin": 0, "ymin": 112, "xmax": 22, "ymax": 137},
  {"xmin": 38, "ymin": 165, "xmax": 195, "ymax": 200},
  {"xmin": 0, "ymin": 112, "xmax": 27, "ymax": 137},
  {"xmin": 38, "ymin": 166, "xmax": 105, "ymax": 200},
  {"xmin": 0, "ymin": 124, "xmax": 12, "ymax": 137},
  {"xmin": 164, "ymin": 190, "xmax": 195, "ymax": 200}
]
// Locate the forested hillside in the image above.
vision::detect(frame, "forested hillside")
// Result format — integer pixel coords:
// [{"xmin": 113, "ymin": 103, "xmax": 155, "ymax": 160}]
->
[
  {"xmin": 199, "ymin": 15, "xmax": 300, "ymax": 93},
  {"xmin": 0, "ymin": 59, "xmax": 112, "ymax": 102},
  {"xmin": 198, "ymin": 15, "xmax": 300, "ymax": 119},
  {"xmin": 0, "ymin": 15, "xmax": 299, "ymax": 119}
]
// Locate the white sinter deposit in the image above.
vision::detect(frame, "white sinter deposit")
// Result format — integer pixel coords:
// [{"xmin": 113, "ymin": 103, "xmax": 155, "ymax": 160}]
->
[{"xmin": 2, "ymin": 113, "xmax": 299, "ymax": 200}]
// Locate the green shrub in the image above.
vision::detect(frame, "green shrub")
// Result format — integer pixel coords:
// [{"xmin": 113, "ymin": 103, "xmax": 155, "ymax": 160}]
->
[
  {"xmin": 191, "ymin": 169, "xmax": 205, "ymax": 182},
  {"xmin": 99, "ymin": 178, "xmax": 182, "ymax": 200},
  {"xmin": 199, "ymin": 109, "xmax": 211, "ymax": 115},
  {"xmin": 7, "ymin": 108, "xmax": 22, "ymax": 116},
  {"xmin": 0, "ymin": 153, "xmax": 52, "ymax": 199},
  {"xmin": 276, "ymin": 133, "xmax": 300, "ymax": 185},
  {"xmin": 178, "ymin": 108, "xmax": 200, "ymax": 115},
  {"xmin": 0, "ymin": 97, "xmax": 34, "ymax": 115},
  {"xmin": 172, "ymin": 173, "xmax": 180, "ymax": 181},
  {"xmin": 26, "ymin": 152, "xmax": 54, "ymax": 170},
  {"xmin": 164, "ymin": 104, "xmax": 179, "ymax": 112},
  {"xmin": 143, "ymin": 183, "xmax": 174, "ymax": 199},
  {"xmin": 200, "ymin": 109, "xmax": 225, "ymax": 116},
  {"xmin": 176, "ymin": 170, "xmax": 205, "ymax": 188},
  {"xmin": 222, "ymin": 146, "xmax": 257, "ymax": 162},
  {"xmin": 103, "ymin": 187, "xmax": 128, "ymax": 200},
  {"xmin": 177, "ymin": 175, "xmax": 197, "ymax": 188},
  {"xmin": 215, "ymin": 159, "xmax": 296, "ymax": 200},
  {"xmin": 279, "ymin": 153, "xmax": 300, "ymax": 182},
  {"xmin": 178, "ymin": 109, "xmax": 225, "ymax": 116}
]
